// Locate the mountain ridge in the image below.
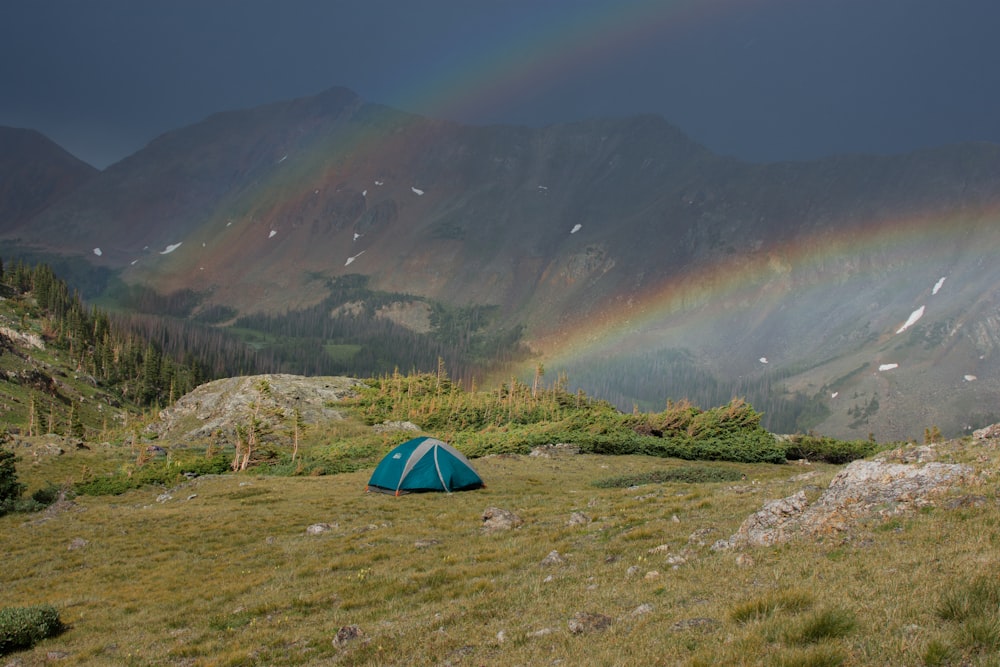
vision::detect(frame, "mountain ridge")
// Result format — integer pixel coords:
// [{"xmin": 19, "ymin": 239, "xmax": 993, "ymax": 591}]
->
[{"xmin": 2, "ymin": 86, "xmax": 1000, "ymax": 440}]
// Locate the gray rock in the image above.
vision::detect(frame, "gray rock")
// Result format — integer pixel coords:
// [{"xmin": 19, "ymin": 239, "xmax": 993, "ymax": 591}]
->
[
  {"xmin": 149, "ymin": 374, "xmax": 363, "ymax": 443},
  {"xmin": 568, "ymin": 611, "xmax": 612, "ymax": 634},
  {"xmin": 306, "ymin": 523, "xmax": 336, "ymax": 535},
  {"xmin": 974, "ymin": 422, "xmax": 1000, "ymax": 441},
  {"xmin": 481, "ymin": 507, "xmax": 523, "ymax": 532},
  {"xmin": 372, "ymin": 420, "xmax": 420, "ymax": 433},
  {"xmin": 714, "ymin": 458, "xmax": 972, "ymax": 549},
  {"xmin": 540, "ymin": 550, "xmax": 565, "ymax": 566},
  {"xmin": 631, "ymin": 603, "xmax": 655, "ymax": 616},
  {"xmin": 713, "ymin": 491, "xmax": 808, "ymax": 550},
  {"xmin": 529, "ymin": 443, "xmax": 581, "ymax": 457}
]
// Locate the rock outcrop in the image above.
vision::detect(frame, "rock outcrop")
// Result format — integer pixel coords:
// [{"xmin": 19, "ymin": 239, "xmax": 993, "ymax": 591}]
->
[
  {"xmin": 714, "ymin": 456, "xmax": 974, "ymax": 550},
  {"xmin": 148, "ymin": 374, "xmax": 363, "ymax": 443}
]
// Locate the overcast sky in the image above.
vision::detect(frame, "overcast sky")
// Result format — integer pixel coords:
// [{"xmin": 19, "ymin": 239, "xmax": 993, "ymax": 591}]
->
[{"xmin": 2, "ymin": 0, "xmax": 999, "ymax": 169}]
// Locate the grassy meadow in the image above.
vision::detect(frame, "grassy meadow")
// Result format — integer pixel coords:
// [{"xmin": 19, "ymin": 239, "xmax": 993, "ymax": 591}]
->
[{"xmin": 4, "ymin": 431, "xmax": 1000, "ymax": 666}]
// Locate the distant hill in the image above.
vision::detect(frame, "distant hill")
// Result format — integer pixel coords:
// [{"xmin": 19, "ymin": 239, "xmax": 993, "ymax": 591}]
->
[
  {"xmin": 2, "ymin": 88, "xmax": 1000, "ymax": 440},
  {"xmin": 0, "ymin": 126, "xmax": 97, "ymax": 231}
]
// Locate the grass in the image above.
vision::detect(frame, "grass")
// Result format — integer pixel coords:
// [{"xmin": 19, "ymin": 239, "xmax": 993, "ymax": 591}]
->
[{"xmin": 3, "ymin": 434, "xmax": 1000, "ymax": 666}]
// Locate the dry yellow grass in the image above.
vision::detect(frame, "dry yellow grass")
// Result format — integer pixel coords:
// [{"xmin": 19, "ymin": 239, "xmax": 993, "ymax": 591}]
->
[{"xmin": 3, "ymin": 439, "xmax": 1000, "ymax": 666}]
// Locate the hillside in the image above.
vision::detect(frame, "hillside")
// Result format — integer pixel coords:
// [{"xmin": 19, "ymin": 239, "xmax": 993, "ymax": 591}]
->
[
  {"xmin": 3, "ymin": 411, "xmax": 999, "ymax": 664},
  {"xmin": 2, "ymin": 89, "xmax": 1000, "ymax": 440},
  {"xmin": 0, "ymin": 126, "xmax": 97, "ymax": 231}
]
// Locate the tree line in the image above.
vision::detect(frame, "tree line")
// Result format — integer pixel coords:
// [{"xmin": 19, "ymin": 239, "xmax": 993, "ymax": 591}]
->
[
  {"xmin": 0, "ymin": 261, "xmax": 531, "ymax": 412},
  {"xmin": 0, "ymin": 259, "xmax": 257, "ymax": 408}
]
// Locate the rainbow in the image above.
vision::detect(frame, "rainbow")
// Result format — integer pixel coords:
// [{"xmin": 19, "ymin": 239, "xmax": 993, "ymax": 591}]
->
[
  {"xmin": 527, "ymin": 203, "xmax": 1000, "ymax": 371},
  {"xmin": 388, "ymin": 0, "xmax": 772, "ymax": 123}
]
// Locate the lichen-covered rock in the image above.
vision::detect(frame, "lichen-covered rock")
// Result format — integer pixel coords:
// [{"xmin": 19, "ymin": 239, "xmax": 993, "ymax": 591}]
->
[
  {"xmin": 712, "ymin": 491, "xmax": 808, "ymax": 550},
  {"xmin": 148, "ymin": 374, "xmax": 362, "ymax": 443},
  {"xmin": 974, "ymin": 422, "xmax": 1000, "ymax": 441},
  {"xmin": 481, "ymin": 507, "xmax": 523, "ymax": 532},
  {"xmin": 714, "ymin": 458, "xmax": 973, "ymax": 550}
]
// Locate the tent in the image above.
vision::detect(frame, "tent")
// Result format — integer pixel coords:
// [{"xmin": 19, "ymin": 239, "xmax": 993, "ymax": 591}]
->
[{"xmin": 367, "ymin": 436, "xmax": 484, "ymax": 495}]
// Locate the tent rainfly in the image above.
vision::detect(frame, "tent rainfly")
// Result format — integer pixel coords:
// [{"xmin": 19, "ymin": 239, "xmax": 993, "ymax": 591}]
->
[{"xmin": 367, "ymin": 436, "xmax": 484, "ymax": 495}]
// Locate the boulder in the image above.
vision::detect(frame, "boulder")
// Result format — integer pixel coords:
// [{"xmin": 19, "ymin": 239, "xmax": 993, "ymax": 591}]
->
[{"xmin": 714, "ymin": 457, "xmax": 972, "ymax": 549}]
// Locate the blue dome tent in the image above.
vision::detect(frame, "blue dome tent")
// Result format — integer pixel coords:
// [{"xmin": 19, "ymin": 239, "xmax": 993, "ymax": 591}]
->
[{"xmin": 367, "ymin": 437, "xmax": 484, "ymax": 495}]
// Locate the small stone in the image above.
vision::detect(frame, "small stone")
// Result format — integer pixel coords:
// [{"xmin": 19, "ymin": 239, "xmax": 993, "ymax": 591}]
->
[
  {"xmin": 632, "ymin": 603, "xmax": 654, "ymax": 616},
  {"xmin": 567, "ymin": 512, "xmax": 590, "ymax": 526},
  {"xmin": 68, "ymin": 537, "xmax": 88, "ymax": 550},
  {"xmin": 306, "ymin": 523, "xmax": 335, "ymax": 535},
  {"xmin": 541, "ymin": 550, "xmax": 565, "ymax": 566},
  {"xmin": 482, "ymin": 507, "xmax": 523, "ymax": 532},
  {"xmin": 670, "ymin": 617, "xmax": 720, "ymax": 632},
  {"xmin": 156, "ymin": 493, "xmax": 172, "ymax": 503},
  {"xmin": 568, "ymin": 611, "xmax": 612, "ymax": 634},
  {"xmin": 735, "ymin": 553, "xmax": 755, "ymax": 568},
  {"xmin": 333, "ymin": 625, "xmax": 363, "ymax": 647},
  {"xmin": 666, "ymin": 554, "xmax": 687, "ymax": 567},
  {"xmin": 414, "ymin": 539, "xmax": 441, "ymax": 548},
  {"xmin": 644, "ymin": 570, "xmax": 661, "ymax": 581}
]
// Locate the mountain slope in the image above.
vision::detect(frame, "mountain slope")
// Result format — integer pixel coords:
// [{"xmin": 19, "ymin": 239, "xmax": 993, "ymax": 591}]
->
[
  {"xmin": 0, "ymin": 126, "xmax": 98, "ymax": 231},
  {"xmin": 4, "ymin": 88, "xmax": 1000, "ymax": 440}
]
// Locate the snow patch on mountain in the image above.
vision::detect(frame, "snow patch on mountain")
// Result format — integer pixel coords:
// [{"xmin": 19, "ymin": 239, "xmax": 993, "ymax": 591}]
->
[
  {"xmin": 896, "ymin": 306, "xmax": 925, "ymax": 334},
  {"xmin": 570, "ymin": 224, "xmax": 582, "ymax": 234},
  {"xmin": 411, "ymin": 187, "xmax": 424, "ymax": 196},
  {"xmin": 879, "ymin": 363, "xmax": 899, "ymax": 372},
  {"xmin": 160, "ymin": 243, "xmax": 182, "ymax": 255},
  {"xmin": 932, "ymin": 276, "xmax": 947, "ymax": 295},
  {"xmin": 92, "ymin": 248, "xmax": 102, "ymax": 256}
]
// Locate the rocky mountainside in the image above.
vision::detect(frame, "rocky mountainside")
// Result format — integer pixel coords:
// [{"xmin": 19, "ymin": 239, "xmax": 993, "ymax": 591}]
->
[{"xmin": 3, "ymin": 88, "xmax": 1000, "ymax": 440}]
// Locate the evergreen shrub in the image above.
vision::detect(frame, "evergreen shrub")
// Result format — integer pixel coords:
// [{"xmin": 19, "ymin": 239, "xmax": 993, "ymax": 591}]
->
[
  {"xmin": 0, "ymin": 605, "xmax": 66, "ymax": 655},
  {"xmin": 782, "ymin": 435, "xmax": 881, "ymax": 464},
  {"xmin": 593, "ymin": 465, "xmax": 745, "ymax": 488}
]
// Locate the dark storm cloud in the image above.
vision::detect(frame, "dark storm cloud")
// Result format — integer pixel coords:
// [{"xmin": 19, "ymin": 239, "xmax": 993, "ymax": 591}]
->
[{"xmin": 2, "ymin": 0, "xmax": 999, "ymax": 169}]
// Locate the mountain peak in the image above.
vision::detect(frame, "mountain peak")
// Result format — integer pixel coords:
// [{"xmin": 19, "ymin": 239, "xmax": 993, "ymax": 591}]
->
[{"xmin": 0, "ymin": 126, "xmax": 98, "ymax": 230}]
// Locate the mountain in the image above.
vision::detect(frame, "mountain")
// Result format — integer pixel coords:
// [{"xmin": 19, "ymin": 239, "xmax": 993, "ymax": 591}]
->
[
  {"xmin": 3, "ymin": 87, "xmax": 1000, "ymax": 441},
  {"xmin": 0, "ymin": 126, "xmax": 98, "ymax": 231}
]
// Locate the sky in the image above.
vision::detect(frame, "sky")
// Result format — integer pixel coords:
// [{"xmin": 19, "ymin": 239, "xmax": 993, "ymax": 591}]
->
[{"xmin": 2, "ymin": 0, "xmax": 999, "ymax": 170}]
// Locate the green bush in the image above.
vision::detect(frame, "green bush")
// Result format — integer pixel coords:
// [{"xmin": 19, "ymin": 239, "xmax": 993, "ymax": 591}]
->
[
  {"xmin": 0, "ymin": 605, "xmax": 66, "ymax": 655},
  {"xmin": 782, "ymin": 435, "xmax": 881, "ymax": 464},
  {"xmin": 74, "ymin": 473, "xmax": 142, "ymax": 497},
  {"xmin": 643, "ymin": 433, "xmax": 787, "ymax": 464},
  {"xmin": 593, "ymin": 465, "xmax": 745, "ymax": 488},
  {"xmin": 30, "ymin": 483, "xmax": 63, "ymax": 506},
  {"xmin": 74, "ymin": 453, "xmax": 232, "ymax": 496}
]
